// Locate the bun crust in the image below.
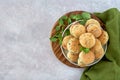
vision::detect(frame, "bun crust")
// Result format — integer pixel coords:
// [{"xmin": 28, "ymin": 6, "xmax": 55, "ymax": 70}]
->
[
  {"xmin": 62, "ymin": 35, "xmax": 73, "ymax": 50},
  {"xmin": 87, "ymin": 24, "xmax": 102, "ymax": 37},
  {"xmin": 79, "ymin": 51, "xmax": 95, "ymax": 64},
  {"xmin": 98, "ymin": 30, "xmax": 109, "ymax": 45},
  {"xmin": 70, "ymin": 23, "xmax": 86, "ymax": 38},
  {"xmin": 79, "ymin": 33, "xmax": 96, "ymax": 48},
  {"xmin": 67, "ymin": 52, "xmax": 79, "ymax": 62},
  {"xmin": 85, "ymin": 19, "xmax": 100, "ymax": 27},
  {"xmin": 91, "ymin": 39, "xmax": 104, "ymax": 59},
  {"xmin": 67, "ymin": 38, "xmax": 80, "ymax": 53}
]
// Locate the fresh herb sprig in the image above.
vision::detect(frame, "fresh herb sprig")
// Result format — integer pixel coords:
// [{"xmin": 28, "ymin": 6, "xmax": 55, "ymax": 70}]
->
[
  {"xmin": 80, "ymin": 47, "xmax": 90, "ymax": 53},
  {"xmin": 50, "ymin": 16, "xmax": 70, "ymax": 45},
  {"xmin": 50, "ymin": 12, "xmax": 91, "ymax": 45}
]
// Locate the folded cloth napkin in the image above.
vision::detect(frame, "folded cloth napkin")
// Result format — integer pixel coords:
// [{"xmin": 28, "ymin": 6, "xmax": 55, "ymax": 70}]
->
[{"xmin": 80, "ymin": 8, "xmax": 120, "ymax": 80}]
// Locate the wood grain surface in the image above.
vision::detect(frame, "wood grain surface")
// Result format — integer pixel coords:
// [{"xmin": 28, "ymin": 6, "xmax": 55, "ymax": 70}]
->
[{"xmin": 50, "ymin": 11, "xmax": 105, "ymax": 68}]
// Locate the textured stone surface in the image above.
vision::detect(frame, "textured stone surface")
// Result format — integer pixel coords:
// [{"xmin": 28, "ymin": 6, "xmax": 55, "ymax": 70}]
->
[{"xmin": 0, "ymin": 0, "xmax": 119, "ymax": 80}]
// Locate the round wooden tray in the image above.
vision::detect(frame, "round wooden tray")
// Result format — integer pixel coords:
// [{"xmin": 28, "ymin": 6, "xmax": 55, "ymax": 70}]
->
[{"xmin": 50, "ymin": 11, "xmax": 105, "ymax": 68}]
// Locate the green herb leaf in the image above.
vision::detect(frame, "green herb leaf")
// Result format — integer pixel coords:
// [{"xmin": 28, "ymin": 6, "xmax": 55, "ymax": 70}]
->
[
  {"xmin": 80, "ymin": 47, "xmax": 83, "ymax": 51},
  {"xmin": 81, "ymin": 12, "xmax": 91, "ymax": 20},
  {"xmin": 58, "ymin": 34, "xmax": 62, "ymax": 45},
  {"xmin": 59, "ymin": 19, "xmax": 64, "ymax": 26},
  {"xmin": 68, "ymin": 18, "xmax": 72, "ymax": 24},
  {"xmin": 59, "ymin": 38, "xmax": 62, "ymax": 45},
  {"xmin": 83, "ymin": 48, "xmax": 90, "ymax": 53},
  {"xmin": 64, "ymin": 29, "xmax": 70, "ymax": 36},
  {"xmin": 70, "ymin": 14, "xmax": 77, "ymax": 19},
  {"xmin": 70, "ymin": 14, "xmax": 82, "ymax": 20},
  {"xmin": 50, "ymin": 37, "xmax": 57, "ymax": 42},
  {"xmin": 61, "ymin": 16, "xmax": 68, "ymax": 20},
  {"xmin": 54, "ymin": 32, "xmax": 61, "ymax": 38},
  {"xmin": 55, "ymin": 26, "xmax": 60, "ymax": 31},
  {"xmin": 75, "ymin": 14, "xmax": 82, "ymax": 20},
  {"xmin": 79, "ymin": 20, "xmax": 86, "ymax": 25},
  {"xmin": 80, "ymin": 47, "xmax": 90, "ymax": 53},
  {"xmin": 61, "ymin": 27, "xmax": 64, "ymax": 33}
]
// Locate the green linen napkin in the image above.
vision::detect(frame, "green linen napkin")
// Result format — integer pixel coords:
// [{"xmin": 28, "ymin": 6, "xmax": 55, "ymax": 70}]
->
[{"xmin": 80, "ymin": 8, "xmax": 120, "ymax": 80}]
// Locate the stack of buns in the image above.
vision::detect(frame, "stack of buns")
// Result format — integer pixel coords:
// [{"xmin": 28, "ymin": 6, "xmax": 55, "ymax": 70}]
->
[{"xmin": 62, "ymin": 19, "xmax": 109, "ymax": 67}]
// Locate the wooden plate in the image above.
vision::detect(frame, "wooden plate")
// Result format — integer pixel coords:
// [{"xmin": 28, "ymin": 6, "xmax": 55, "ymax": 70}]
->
[{"xmin": 50, "ymin": 11, "xmax": 105, "ymax": 68}]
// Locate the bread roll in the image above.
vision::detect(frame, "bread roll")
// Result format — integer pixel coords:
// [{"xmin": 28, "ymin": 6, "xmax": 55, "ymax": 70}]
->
[
  {"xmin": 78, "ymin": 58, "xmax": 86, "ymax": 67},
  {"xmin": 67, "ymin": 52, "xmax": 79, "ymax": 62},
  {"xmin": 85, "ymin": 19, "xmax": 100, "ymax": 27},
  {"xmin": 62, "ymin": 35, "xmax": 73, "ymax": 50},
  {"xmin": 67, "ymin": 38, "xmax": 81, "ymax": 53},
  {"xmin": 79, "ymin": 51, "xmax": 95, "ymax": 65},
  {"xmin": 79, "ymin": 33, "xmax": 96, "ymax": 48},
  {"xmin": 70, "ymin": 23, "xmax": 86, "ymax": 38},
  {"xmin": 98, "ymin": 30, "xmax": 109, "ymax": 45},
  {"xmin": 91, "ymin": 39, "xmax": 104, "ymax": 59},
  {"xmin": 87, "ymin": 24, "xmax": 102, "ymax": 37}
]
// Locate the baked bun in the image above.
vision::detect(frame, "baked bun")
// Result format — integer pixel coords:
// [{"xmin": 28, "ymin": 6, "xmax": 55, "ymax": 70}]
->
[
  {"xmin": 79, "ymin": 33, "xmax": 96, "ymax": 48},
  {"xmin": 78, "ymin": 58, "xmax": 86, "ymax": 67},
  {"xmin": 67, "ymin": 38, "xmax": 80, "ymax": 53},
  {"xmin": 67, "ymin": 52, "xmax": 79, "ymax": 62},
  {"xmin": 79, "ymin": 51, "xmax": 95, "ymax": 64},
  {"xmin": 91, "ymin": 39, "xmax": 104, "ymax": 59},
  {"xmin": 95, "ymin": 48, "xmax": 104, "ymax": 59},
  {"xmin": 92, "ymin": 39, "xmax": 102, "ymax": 49},
  {"xmin": 62, "ymin": 35, "xmax": 73, "ymax": 49},
  {"xmin": 98, "ymin": 30, "xmax": 109, "ymax": 45},
  {"xmin": 87, "ymin": 24, "xmax": 102, "ymax": 37},
  {"xmin": 85, "ymin": 19, "xmax": 100, "ymax": 27},
  {"xmin": 70, "ymin": 23, "xmax": 86, "ymax": 38}
]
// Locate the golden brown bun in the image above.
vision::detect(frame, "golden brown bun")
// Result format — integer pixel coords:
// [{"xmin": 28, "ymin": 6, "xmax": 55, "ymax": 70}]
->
[
  {"xmin": 67, "ymin": 52, "xmax": 79, "ymax": 62},
  {"xmin": 98, "ymin": 30, "xmax": 109, "ymax": 45},
  {"xmin": 85, "ymin": 19, "xmax": 100, "ymax": 27},
  {"xmin": 62, "ymin": 35, "xmax": 73, "ymax": 50},
  {"xmin": 92, "ymin": 39, "xmax": 102, "ymax": 50},
  {"xmin": 87, "ymin": 24, "xmax": 102, "ymax": 37},
  {"xmin": 67, "ymin": 38, "xmax": 81, "ymax": 53},
  {"xmin": 79, "ymin": 33, "xmax": 96, "ymax": 48},
  {"xmin": 77, "ymin": 58, "xmax": 86, "ymax": 67},
  {"xmin": 70, "ymin": 23, "xmax": 86, "ymax": 38},
  {"xmin": 91, "ymin": 39, "xmax": 104, "ymax": 59},
  {"xmin": 95, "ymin": 48, "xmax": 104, "ymax": 59},
  {"xmin": 79, "ymin": 51, "xmax": 95, "ymax": 64}
]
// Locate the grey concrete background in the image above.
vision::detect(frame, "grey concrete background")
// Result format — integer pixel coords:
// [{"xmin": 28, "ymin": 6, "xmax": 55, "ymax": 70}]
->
[{"xmin": 0, "ymin": 0, "xmax": 119, "ymax": 80}]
